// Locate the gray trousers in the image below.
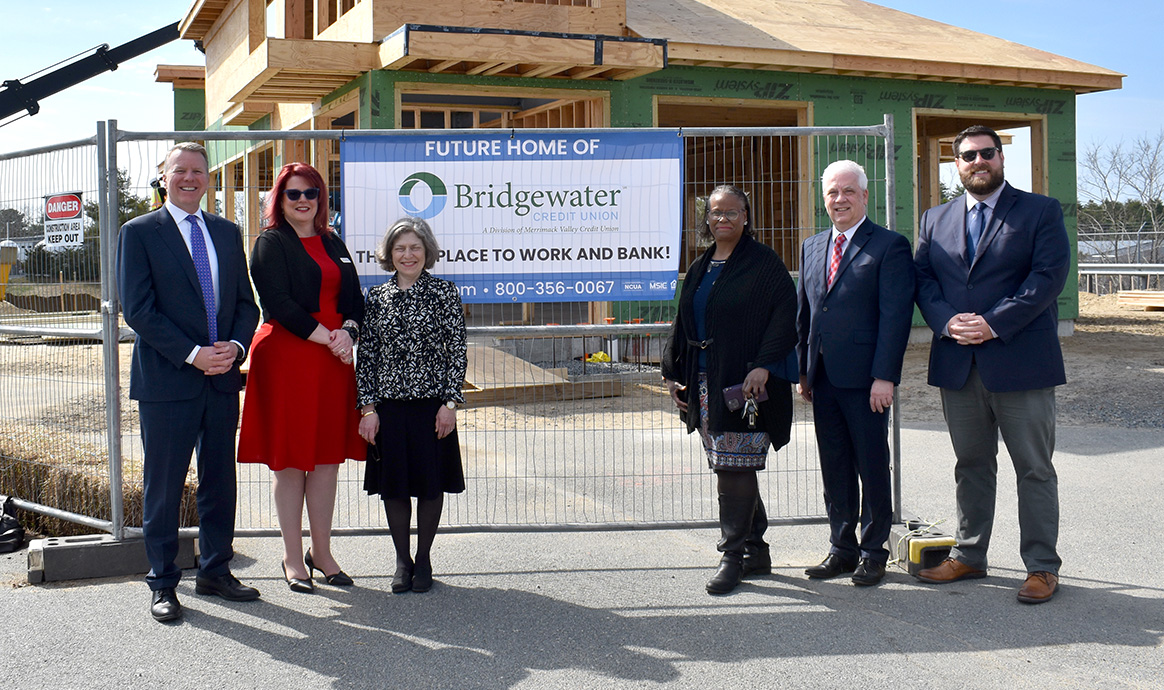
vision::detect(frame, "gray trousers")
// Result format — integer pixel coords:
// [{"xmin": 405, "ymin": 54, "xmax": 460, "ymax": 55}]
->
[{"xmin": 940, "ymin": 365, "xmax": 1062, "ymax": 574}]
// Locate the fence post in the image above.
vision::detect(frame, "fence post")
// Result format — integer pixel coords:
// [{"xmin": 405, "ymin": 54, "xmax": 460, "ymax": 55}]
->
[
  {"xmin": 882, "ymin": 113, "xmax": 903, "ymax": 525},
  {"xmin": 99, "ymin": 120, "xmax": 126, "ymax": 540}
]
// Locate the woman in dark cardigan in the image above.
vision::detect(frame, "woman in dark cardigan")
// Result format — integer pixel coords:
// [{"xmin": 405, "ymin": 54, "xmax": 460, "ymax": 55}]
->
[{"xmin": 662, "ymin": 184, "xmax": 798, "ymax": 595}]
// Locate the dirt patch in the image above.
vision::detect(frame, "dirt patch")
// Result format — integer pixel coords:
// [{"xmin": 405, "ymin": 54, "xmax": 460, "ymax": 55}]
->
[{"xmin": 899, "ymin": 293, "xmax": 1164, "ymax": 428}]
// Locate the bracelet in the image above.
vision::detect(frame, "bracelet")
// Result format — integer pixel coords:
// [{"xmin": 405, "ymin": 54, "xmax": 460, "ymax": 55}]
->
[
  {"xmin": 361, "ymin": 409, "xmax": 376, "ymax": 417},
  {"xmin": 342, "ymin": 325, "xmax": 359, "ymax": 343}
]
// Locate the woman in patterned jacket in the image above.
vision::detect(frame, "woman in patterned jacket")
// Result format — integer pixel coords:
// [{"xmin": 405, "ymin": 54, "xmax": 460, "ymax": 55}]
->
[{"xmin": 356, "ymin": 217, "xmax": 467, "ymax": 594}]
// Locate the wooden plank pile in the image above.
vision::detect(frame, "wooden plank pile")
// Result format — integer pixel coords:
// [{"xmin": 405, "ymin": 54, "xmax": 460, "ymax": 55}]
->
[{"xmin": 1116, "ymin": 290, "xmax": 1164, "ymax": 311}]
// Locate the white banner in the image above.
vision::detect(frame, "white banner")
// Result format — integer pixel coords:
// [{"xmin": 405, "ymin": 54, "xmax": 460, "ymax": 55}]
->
[{"xmin": 341, "ymin": 131, "xmax": 682, "ymax": 302}]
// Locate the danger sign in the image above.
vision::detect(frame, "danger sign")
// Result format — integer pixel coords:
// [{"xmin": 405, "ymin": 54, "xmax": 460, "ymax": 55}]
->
[{"xmin": 44, "ymin": 191, "xmax": 84, "ymax": 249}]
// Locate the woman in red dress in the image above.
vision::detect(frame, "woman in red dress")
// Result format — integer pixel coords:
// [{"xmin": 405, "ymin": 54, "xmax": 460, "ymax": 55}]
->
[{"xmin": 238, "ymin": 163, "xmax": 365, "ymax": 593}]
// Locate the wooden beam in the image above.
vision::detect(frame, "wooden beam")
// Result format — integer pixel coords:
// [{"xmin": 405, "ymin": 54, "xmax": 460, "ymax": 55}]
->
[
  {"xmin": 519, "ymin": 63, "xmax": 571, "ymax": 79},
  {"xmin": 428, "ymin": 59, "xmax": 461, "ymax": 73},
  {"xmin": 569, "ymin": 65, "xmax": 609, "ymax": 80},
  {"xmin": 465, "ymin": 61, "xmax": 504, "ymax": 76},
  {"xmin": 247, "ymin": 0, "xmax": 265, "ymax": 52},
  {"xmin": 481, "ymin": 62, "xmax": 519, "ymax": 76}
]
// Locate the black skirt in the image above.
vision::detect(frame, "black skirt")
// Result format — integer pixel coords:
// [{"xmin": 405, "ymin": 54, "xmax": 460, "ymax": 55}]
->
[{"xmin": 363, "ymin": 398, "xmax": 466, "ymax": 500}]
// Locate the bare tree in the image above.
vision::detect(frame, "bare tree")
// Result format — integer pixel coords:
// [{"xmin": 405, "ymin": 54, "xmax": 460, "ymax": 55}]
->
[{"xmin": 1078, "ymin": 131, "xmax": 1164, "ymax": 290}]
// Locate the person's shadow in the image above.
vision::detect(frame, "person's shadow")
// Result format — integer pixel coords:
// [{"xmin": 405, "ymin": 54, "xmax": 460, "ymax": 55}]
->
[{"xmin": 182, "ymin": 562, "xmax": 1164, "ymax": 687}]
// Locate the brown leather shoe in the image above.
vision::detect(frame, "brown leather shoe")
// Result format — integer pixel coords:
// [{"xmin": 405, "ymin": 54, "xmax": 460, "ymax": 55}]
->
[
  {"xmin": 1017, "ymin": 571, "xmax": 1059, "ymax": 604},
  {"xmin": 916, "ymin": 558, "xmax": 986, "ymax": 584}
]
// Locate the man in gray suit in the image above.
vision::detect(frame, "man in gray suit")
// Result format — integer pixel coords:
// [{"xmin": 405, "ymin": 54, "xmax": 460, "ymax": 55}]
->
[{"xmin": 913, "ymin": 125, "xmax": 1069, "ymax": 604}]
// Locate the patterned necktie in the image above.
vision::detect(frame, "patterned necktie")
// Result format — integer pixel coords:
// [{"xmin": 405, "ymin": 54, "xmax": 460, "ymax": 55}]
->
[
  {"xmin": 188, "ymin": 214, "xmax": 217, "ymax": 343},
  {"xmin": 827, "ymin": 233, "xmax": 845, "ymax": 289},
  {"xmin": 968, "ymin": 202, "xmax": 986, "ymax": 259}
]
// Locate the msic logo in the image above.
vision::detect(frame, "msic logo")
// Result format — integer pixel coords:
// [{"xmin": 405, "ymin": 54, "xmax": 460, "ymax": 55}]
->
[{"xmin": 398, "ymin": 172, "xmax": 448, "ymax": 219}]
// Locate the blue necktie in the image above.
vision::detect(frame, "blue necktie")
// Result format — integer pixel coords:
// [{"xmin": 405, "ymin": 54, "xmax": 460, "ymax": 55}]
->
[
  {"xmin": 188, "ymin": 214, "xmax": 217, "ymax": 343},
  {"xmin": 967, "ymin": 202, "xmax": 986, "ymax": 260}
]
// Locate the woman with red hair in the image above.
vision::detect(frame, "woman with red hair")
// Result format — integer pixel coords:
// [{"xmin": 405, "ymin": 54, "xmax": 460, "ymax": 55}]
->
[{"xmin": 238, "ymin": 162, "xmax": 365, "ymax": 593}]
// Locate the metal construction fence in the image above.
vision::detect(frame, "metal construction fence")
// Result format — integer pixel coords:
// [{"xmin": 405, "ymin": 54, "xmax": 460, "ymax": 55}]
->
[
  {"xmin": 0, "ymin": 119, "xmax": 898, "ymax": 538},
  {"xmin": 1077, "ymin": 228, "xmax": 1164, "ymax": 294}
]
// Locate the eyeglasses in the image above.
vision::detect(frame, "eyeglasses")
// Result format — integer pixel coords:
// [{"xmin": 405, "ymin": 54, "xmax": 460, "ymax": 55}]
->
[
  {"xmin": 708, "ymin": 210, "xmax": 742, "ymax": 221},
  {"xmin": 956, "ymin": 147, "xmax": 1000, "ymax": 163},
  {"xmin": 283, "ymin": 187, "xmax": 320, "ymax": 201}
]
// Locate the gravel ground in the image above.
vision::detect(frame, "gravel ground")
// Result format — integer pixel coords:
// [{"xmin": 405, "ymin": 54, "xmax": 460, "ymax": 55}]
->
[{"xmin": 898, "ymin": 292, "xmax": 1164, "ymax": 428}]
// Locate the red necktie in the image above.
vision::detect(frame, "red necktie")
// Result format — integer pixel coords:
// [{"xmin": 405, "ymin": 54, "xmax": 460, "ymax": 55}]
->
[{"xmin": 827, "ymin": 233, "xmax": 845, "ymax": 289}]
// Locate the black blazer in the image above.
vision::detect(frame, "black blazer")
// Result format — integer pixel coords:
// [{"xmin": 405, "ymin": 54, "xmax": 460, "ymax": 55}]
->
[
  {"xmin": 249, "ymin": 224, "xmax": 364, "ymax": 340},
  {"xmin": 117, "ymin": 207, "xmax": 259, "ymax": 402},
  {"xmin": 663, "ymin": 234, "xmax": 797, "ymax": 443}
]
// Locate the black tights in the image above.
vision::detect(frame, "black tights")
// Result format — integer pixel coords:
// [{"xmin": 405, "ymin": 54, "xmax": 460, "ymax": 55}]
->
[{"xmin": 384, "ymin": 496, "xmax": 444, "ymax": 567}]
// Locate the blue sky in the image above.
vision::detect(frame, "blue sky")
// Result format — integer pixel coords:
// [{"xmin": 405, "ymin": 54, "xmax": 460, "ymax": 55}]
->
[
  {"xmin": 1, "ymin": 1, "xmax": 1159, "ymax": 169},
  {"xmin": 874, "ymin": 0, "xmax": 1161, "ymax": 148}
]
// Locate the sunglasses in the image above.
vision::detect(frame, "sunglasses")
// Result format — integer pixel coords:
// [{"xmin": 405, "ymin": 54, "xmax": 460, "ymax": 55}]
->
[
  {"xmin": 957, "ymin": 147, "xmax": 1000, "ymax": 163},
  {"xmin": 282, "ymin": 187, "xmax": 320, "ymax": 201}
]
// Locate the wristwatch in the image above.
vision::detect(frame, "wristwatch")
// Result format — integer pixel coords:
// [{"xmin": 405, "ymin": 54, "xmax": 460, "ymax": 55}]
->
[
  {"xmin": 444, "ymin": 401, "xmax": 456, "ymax": 410},
  {"xmin": 341, "ymin": 319, "xmax": 359, "ymax": 343}
]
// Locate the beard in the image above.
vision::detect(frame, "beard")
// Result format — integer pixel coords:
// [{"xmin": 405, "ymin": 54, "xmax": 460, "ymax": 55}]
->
[{"xmin": 960, "ymin": 163, "xmax": 1005, "ymax": 195}]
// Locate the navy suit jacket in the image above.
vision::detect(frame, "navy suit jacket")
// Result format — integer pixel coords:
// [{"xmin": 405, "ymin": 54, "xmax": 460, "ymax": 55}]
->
[
  {"xmin": 117, "ymin": 207, "xmax": 259, "ymax": 402},
  {"xmin": 914, "ymin": 182, "xmax": 1068, "ymax": 392},
  {"xmin": 797, "ymin": 217, "xmax": 916, "ymax": 390}
]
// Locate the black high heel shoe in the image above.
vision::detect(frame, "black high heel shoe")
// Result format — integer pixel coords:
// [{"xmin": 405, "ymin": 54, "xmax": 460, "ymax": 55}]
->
[
  {"xmin": 305, "ymin": 548, "xmax": 354, "ymax": 587},
  {"xmin": 282, "ymin": 561, "xmax": 314, "ymax": 593}
]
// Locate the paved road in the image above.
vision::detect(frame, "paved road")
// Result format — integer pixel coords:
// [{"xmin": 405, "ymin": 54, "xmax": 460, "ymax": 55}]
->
[{"xmin": 1, "ymin": 424, "xmax": 1161, "ymax": 688}]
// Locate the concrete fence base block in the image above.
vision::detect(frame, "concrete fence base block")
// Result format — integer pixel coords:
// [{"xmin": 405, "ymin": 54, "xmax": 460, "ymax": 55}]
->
[{"xmin": 27, "ymin": 534, "xmax": 198, "ymax": 584}]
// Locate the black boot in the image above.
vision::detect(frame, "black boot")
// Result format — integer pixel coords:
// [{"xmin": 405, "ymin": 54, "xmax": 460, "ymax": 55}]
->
[
  {"xmin": 706, "ymin": 490, "xmax": 754, "ymax": 595},
  {"xmin": 706, "ymin": 553, "xmax": 744, "ymax": 595},
  {"xmin": 742, "ymin": 495, "xmax": 772, "ymax": 577}
]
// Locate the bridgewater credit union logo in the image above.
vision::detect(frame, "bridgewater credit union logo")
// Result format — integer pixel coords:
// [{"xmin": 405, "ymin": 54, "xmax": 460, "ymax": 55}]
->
[
  {"xmin": 398, "ymin": 172, "xmax": 448, "ymax": 219},
  {"xmin": 399, "ymin": 170, "xmax": 623, "ymax": 220}
]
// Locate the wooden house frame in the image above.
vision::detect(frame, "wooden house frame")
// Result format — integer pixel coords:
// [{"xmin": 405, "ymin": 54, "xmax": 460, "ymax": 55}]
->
[{"xmin": 158, "ymin": 0, "xmax": 1122, "ymax": 320}]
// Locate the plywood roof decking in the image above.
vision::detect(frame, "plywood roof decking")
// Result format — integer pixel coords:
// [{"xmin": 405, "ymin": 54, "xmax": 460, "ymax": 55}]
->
[
  {"xmin": 380, "ymin": 27, "xmax": 665, "ymax": 81},
  {"xmin": 181, "ymin": 0, "xmax": 232, "ymax": 40},
  {"xmin": 629, "ymin": 0, "xmax": 1122, "ymax": 92},
  {"xmin": 180, "ymin": 0, "xmax": 1121, "ymax": 118},
  {"xmin": 155, "ymin": 64, "xmax": 207, "ymax": 89}
]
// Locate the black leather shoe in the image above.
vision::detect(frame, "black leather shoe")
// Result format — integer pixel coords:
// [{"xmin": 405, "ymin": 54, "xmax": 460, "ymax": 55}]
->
[
  {"xmin": 411, "ymin": 562, "xmax": 433, "ymax": 593},
  {"xmin": 306, "ymin": 548, "xmax": 354, "ymax": 587},
  {"xmin": 391, "ymin": 562, "xmax": 413, "ymax": 594},
  {"xmin": 851, "ymin": 558, "xmax": 887, "ymax": 586},
  {"xmin": 282, "ymin": 562, "xmax": 314, "ymax": 594},
  {"xmin": 805, "ymin": 554, "xmax": 858, "ymax": 580},
  {"xmin": 150, "ymin": 587, "xmax": 182, "ymax": 622},
  {"xmin": 195, "ymin": 572, "xmax": 261, "ymax": 601},
  {"xmin": 706, "ymin": 553, "xmax": 744, "ymax": 595},
  {"xmin": 742, "ymin": 548, "xmax": 772, "ymax": 578}
]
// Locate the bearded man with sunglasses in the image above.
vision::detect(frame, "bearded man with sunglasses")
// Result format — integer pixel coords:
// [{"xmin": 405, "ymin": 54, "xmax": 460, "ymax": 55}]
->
[{"xmin": 913, "ymin": 125, "xmax": 1069, "ymax": 604}]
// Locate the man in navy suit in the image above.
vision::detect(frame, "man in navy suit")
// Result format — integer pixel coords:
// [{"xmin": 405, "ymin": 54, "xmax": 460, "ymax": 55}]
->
[
  {"xmin": 913, "ymin": 125, "xmax": 1068, "ymax": 604},
  {"xmin": 117, "ymin": 142, "xmax": 261, "ymax": 622},
  {"xmin": 797, "ymin": 160, "xmax": 916, "ymax": 586}
]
